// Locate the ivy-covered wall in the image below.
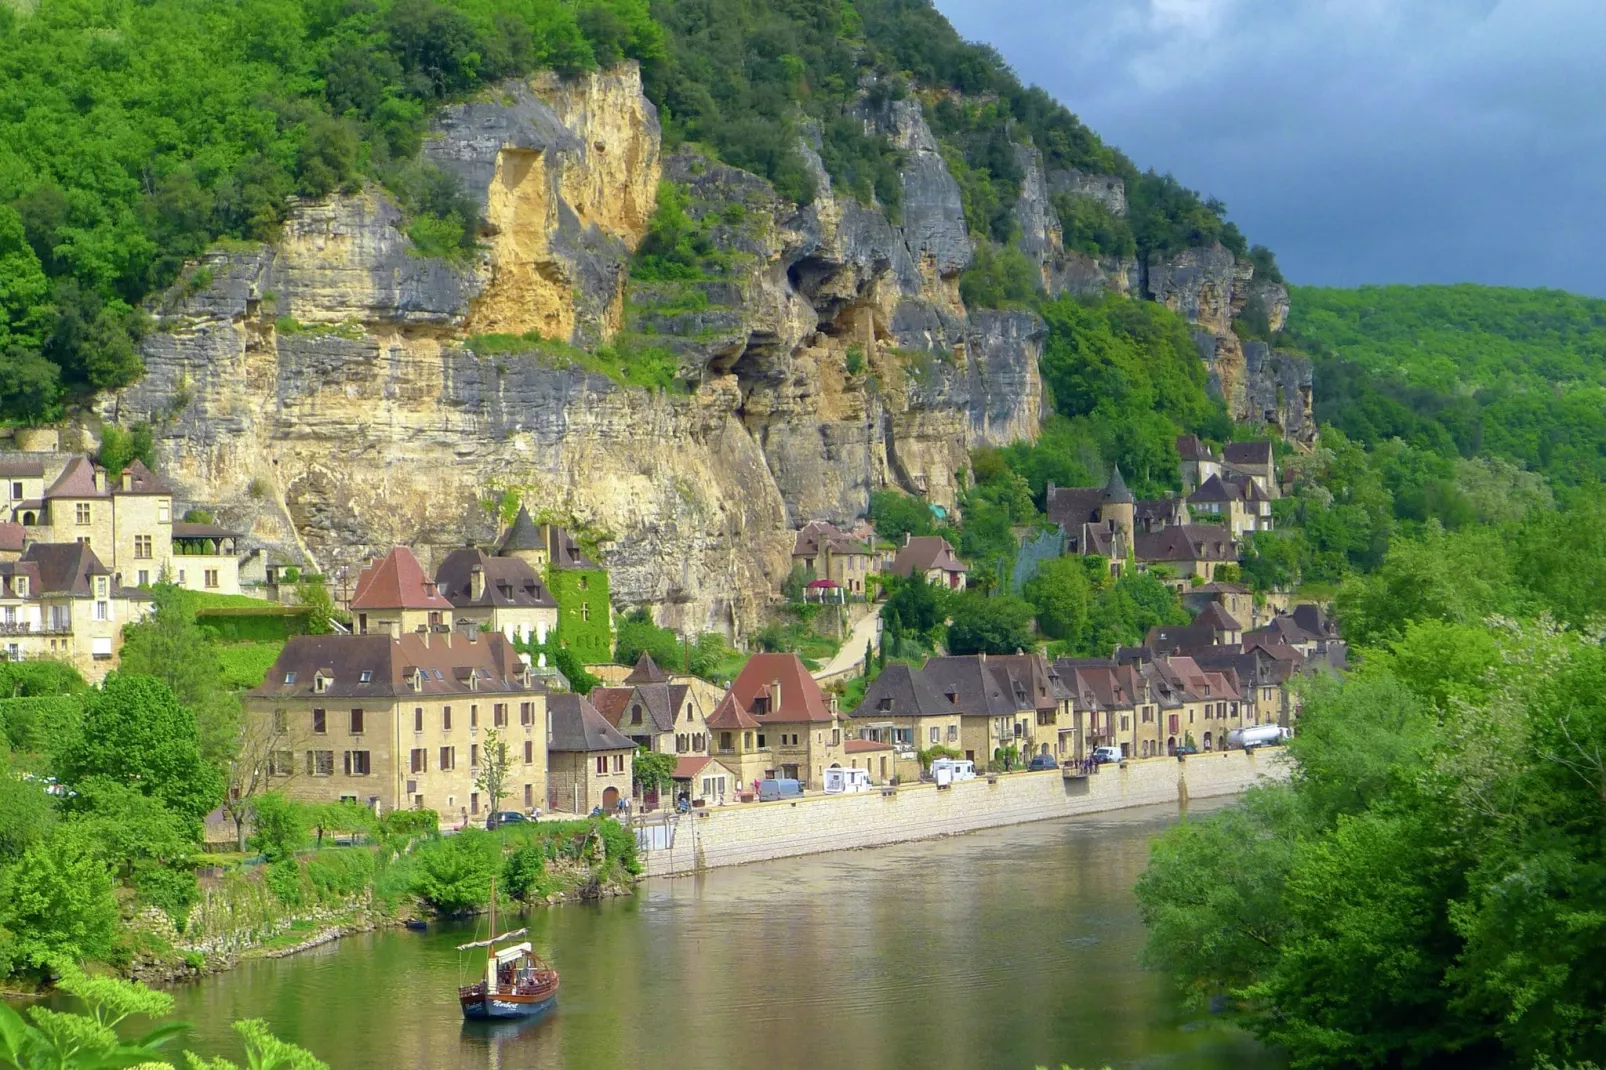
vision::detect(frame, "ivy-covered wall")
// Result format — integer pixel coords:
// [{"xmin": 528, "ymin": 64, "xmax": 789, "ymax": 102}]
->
[{"xmin": 547, "ymin": 568, "xmax": 613, "ymax": 664}]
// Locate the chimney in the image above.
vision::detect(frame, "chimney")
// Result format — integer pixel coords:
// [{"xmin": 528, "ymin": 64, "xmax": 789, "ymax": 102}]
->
[
  {"xmin": 471, "ymin": 566, "xmax": 485, "ymax": 600},
  {"xmin": 904, "ymin": 532, "xmax": 912, "ymax": 546},
  {"xmin": 467, "ymin": 627, "xmax": 478, "ymax": 643},
  {"xmin": 120, "ymin": 470, "xmax": 132, "ymax": 491},
  {"xmin": 93, "ymin": 467, "xmax": 105, "ymax": 493},
  {"xmin": 772, "ymin": 678, "xmax": 781, "ymax": 713}
]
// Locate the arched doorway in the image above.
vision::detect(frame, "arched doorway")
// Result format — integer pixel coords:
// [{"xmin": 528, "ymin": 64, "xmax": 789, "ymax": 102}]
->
[
  {"xmin": 601, "ymin": 786, "xmax": 619, "ymax": 810},
  {"xmin": 1167, "ymin": 737, "xmax": 1177, "ymax": 757},
  {"xmin": 1039, "ymin": 742, "xmax": 1050, "ymax": 755},
  {"xmin": 1203, "ymin": 732, "xmax": 1213, "ymax": 751}
]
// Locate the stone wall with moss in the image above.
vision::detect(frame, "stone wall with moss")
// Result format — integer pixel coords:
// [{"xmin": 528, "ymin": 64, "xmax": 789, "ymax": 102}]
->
[{"xmin": 548, "ymin": 568, "xmax": 613, "ymax": 663}]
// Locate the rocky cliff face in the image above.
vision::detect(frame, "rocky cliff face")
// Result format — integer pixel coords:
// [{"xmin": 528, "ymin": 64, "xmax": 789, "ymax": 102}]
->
[{"xmin": 109, "ymin": 65, "xmax": 1303, "ymax": 636}]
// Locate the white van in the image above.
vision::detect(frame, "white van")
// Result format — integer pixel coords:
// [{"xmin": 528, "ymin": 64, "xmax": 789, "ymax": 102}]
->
[
  {"xmin": 1229, "ymin": 724, "xmax": 1289, "ymax": 751},
  {"xmin": 930, "ymin": 758, "xmax": 977, "ymax": 787},
  {"xmin": 823, "ymin": 767, "xmax": 873, "ymax": 794}
]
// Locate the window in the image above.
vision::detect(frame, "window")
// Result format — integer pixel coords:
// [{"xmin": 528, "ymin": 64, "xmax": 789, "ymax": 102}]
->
[
  {"xmin": 8, "ymin": 482, "xmax": 20, "ymax": 500},
  {"xmin": 757, "ymin": 733, "xmax": 767, "ymax": 749},
  {"xmin": 137, "ymin": 569, "xmax": 149, "ymax": 587},
  {"xmin": 719, "ymin": 732, "xmax": 733, "ymax": 752},
  {"xmin": 312, "ymin": 709, "xmax": 327, "ymax": 734},
  {"xmin": 158, "ymin": 502, "xmax": 170, "ymax": 523},
  {"xmin": 1037, "ymin": 711, "xmax": 1054, "ymax": 726},
  {"xmin": 947, "ymin": 725, "xmax": 958, "ymax": 742},
  {"xmin": 75, "ymin": 503, "xmax": 90, "ymax": 525},
  {"xmin": 613, "ymin": 753, "xmax": 624, "ymax": 773},
  {"xmin": 578, "ymin": 576, "xmax": 589, "ymax": 590},
  {"xmin": 273, "ymin": 709, "xmax": 287, "ymax": 733},
  {"xmin": 524, "ymin": 740, "xmax": 533, "ymax": 764},
  {"xmin": 94, "ymin": 601, "xmax": 108, "ymax": 621},
  {"xmin": 630, "ymin": 704, "xmax": 642, "ymax": 725},
  {"xmin": 314, "ymin": 674, "xmax": 328, "ymax": 694},
  {"xmin": 345, "ymin": 750, "xmax": 371, "ymax": 776},
  {"xmin": 414, "ymin": 794, "xmax": 425, "ymax": 810},
  {"xmin": 269, "ymin": 750, "xmax": 294, "ymax": 776},
  {"xmin": 91, "ymin": 635, "xmax": 113, "ymax": 658},
  {"xmin": 520, "ymin": 701, "xmax": 533, "ymax": 726},
  {"xmin": 178, "ymin": 569, "xmax": 186, "ymax": 583},
  {"xmin": 580, "ymin": 602, "xmax": 590, "ymax": 621},
  {"xmin": 442, "ymin": 706, "xmax": 453, "ymax": 730},
  {"xmin": 676, "ymin": 733, "xmax": 687, "ymax": 752},
  {"xmin": 410, "ymin": 748, "xmax": 426, "ymax": 774},
  {"xmin": 470, "ymin": 705, "xmax": 478, "ymax": 728},
  {"xmin": 359, "ymin": 670, "xmax": 372, "ymax": 683},
  {"xmin": 470, "ymin": 792, "xmax": 479, "ymax": 814},
  {"xmin": 432, "ymin": 669, "xmax": 444, "ymax": 681},
  {"xmin": 595, "ymin": 755, "xmax": 607, "ymax": 774},
  {"xmin": 204, "ymin": 569, "xmax": 219, "ymax": 589},
  {"xmin": 307, "ymin": 750, "xmax": 334, "ymax": 776},
  {"xmin": 134, "ymin": 535, "xmax": 152, "ymax": 559},
  {"xmin": 524, "ymin": 784, "xmax": 533, "ymax": 807},
  {"xmin": 930, "ymin": 726, "xmax": 940, "ymax": 744},
  {"xmin": 494, "ymin": 703, "xmax": 507, "ymax": 727},
  {"xmin": 693, "ymin": 733, "xmax": 705, "ymax": 750},
  {"xmin": 350, "ymin": 709, "xmax": 364, "ymax": 734},
  {"xmin": 1121, "ymin": 715, "xmax": 1131, "ymax": 731},
  {"xmin": 414, "ymin": 707, "xmax": 424, "ymax": 732},
  {"xmin": 439, "ymin": 746, "xmax": 455, "ymax": 770},
  {"xmin": 832, "ymin": 729, "xmax": 841, "ymax": 747},
  {"xmin": 470, "ymin": 744, "xmax": 480, "ymax": 767}
]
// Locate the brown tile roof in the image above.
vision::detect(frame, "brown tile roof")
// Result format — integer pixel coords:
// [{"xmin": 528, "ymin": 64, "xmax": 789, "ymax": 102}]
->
[
  {"xmin": 435, "ymin": 548, "xmax": 556, "ymax": 610},
  {"xmin": 920, "ymin": 655, "xmax": 1020, "ymax": 717},
  {"xmin": 1134, "ymin": 526, "xmax": 1236, "ymax": 564},
  {"xmin": 0, "ymin": 457, "xmax": 45, "ymax": 478},
  {"xmin": 547, "ymin": 692, "xmax": 635, "ymax": 752},
  {"xmin": 1194, "ymin": 602, "xmax": 1242, "ymax": 632},
  {"xmin": 1175, "ymin": 434, "xmax": 1213, "ymax": 461},
  {"xmin": 0, "ymin": 522, "xmax": 23, "ymax": 553},
  {"xmin": 0, "ymin": 560, "xmax": 42, "ymax": 596},
  {"xmin": 588, "ymin": 686, "xmax": 633, "ymax": 725},
  {"xmin": 1223, "ymin": 440, "xmax": 1274, "ymax": 466},
  {"xmin": 792, "ymin": 520, "xmax": 871, "ymax": 559},
  {"xmin": 844, "ymin": 739, "xmax": 893, "ymax": 753},
  {"xmin": 20, "ymin": 541, "xmax": 111, "ymax": 597},
  {"xmin": 1045, "ymin": 485, "xmax": 1104, "ymax": 530},
  {"xmin": 625, "ymin": 652, "xmax": 670, "ymax": 684},
  {"xmin": 113, "ymin": 460, "xmax": 171, "ymax": 496},
  {"xmin": 705, "ymin": 690, "xmax": 763, "ymax": 731},
  {"xmin": 498, "ymin": 506, "xmax": 544, "ymax": 553},
  {"xmin": 850, "ymin": 662, "xmax": 953, "ymax": 720},
  {"xmin": 728, "ymin": 653, "xmax": 834, "ymax": 723},
  {"xmin": 1188, "ymin": 474, "xmax": 1243, "ymax": 504},
  {"xmin": 593, "ymin": 679, "xmax": 677, "ymax": 733},
  {"xmin": 246, "ymin": 631, "xmax": 532, "ymax": 699},
  {"xmin": 350, "ymin": 547, "xmax": 453, "ymax": 611},
  {"xmin": 672, "ymin": 755, "xmax": 717, "ymax": 780},
  {"xmin": 890, "ymin": 536, "xmax": 967, "ymax": 579},
  {"xmin": 546, "ymin": 526, "xmax": 598, "ymax": 571},
  {"xmin": 44, "ymin": 457, "xmax": 106, "ymax": 499},
  {"xmin": 172, "ymin": 522, "xmax": 240, "ymax": 539}
]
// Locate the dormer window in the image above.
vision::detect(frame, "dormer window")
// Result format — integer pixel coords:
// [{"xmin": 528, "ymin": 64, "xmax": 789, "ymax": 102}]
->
[
  {"xmin": 630, "ymin": 704, "xmax": 643, "ymax": 725},
  {"xmin": 878, "ymin": 698, "xmax": 894, "ymax": 712},
  {"xmin": 314, "ymin": 673, "xmax": 329, "ymax": 694},
  {"xmin": 13, "ymin": 577, "xmax": 25, "ymax": 598}
]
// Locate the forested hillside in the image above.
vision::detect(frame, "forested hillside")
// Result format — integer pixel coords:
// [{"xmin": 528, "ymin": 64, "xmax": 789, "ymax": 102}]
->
[
  {"xmin": 0, "ymin": 0, "xmax": 1261, "ymax": 422},
  {"xmin": 1287, "ymin": 284, "xmax": 1606, "ymax": 485}
]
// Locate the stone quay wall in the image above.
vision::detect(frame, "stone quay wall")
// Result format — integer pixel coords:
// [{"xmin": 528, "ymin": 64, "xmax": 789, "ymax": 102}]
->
[{"xmin": 639, "ymin": 748, "xmax": 1287, "ymax": 877}]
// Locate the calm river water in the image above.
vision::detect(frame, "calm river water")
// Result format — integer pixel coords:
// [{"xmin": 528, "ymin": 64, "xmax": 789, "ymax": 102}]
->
[{"xmin": 162, "ymin": 799, "xmax": 1278, "ymax": 1070}]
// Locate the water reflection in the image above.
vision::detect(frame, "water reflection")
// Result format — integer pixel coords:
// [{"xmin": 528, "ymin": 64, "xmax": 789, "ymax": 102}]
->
[{"xmin": 159, "ymin": 799, "xmax": 1280, "ymax": 1070}]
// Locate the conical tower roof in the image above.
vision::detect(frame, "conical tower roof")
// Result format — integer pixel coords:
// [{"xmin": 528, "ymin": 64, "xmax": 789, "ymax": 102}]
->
[
  {"xmin": 625, "ymin": 652, "xmax": 671, "ymax": 684},
  {"xmin": 498, "ymin": 505, "xmax": 543, "ymax": 555},
  {"xmin": 1102, "ymin": 466, "xmax": 1134, "ymax": 505}
]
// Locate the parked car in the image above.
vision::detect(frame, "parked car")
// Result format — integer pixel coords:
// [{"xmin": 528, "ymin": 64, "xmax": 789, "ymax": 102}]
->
[
  {"xmin": 1174, "ymin": 743, "xmax": 1200, "ymax": 757},
  {"xmin": 757, "ymin": 778, "xmax": 804, "ymax": 802},
  {"xmin": 1026, "ymin": 754, "xmax": 1060, "ymax": 771},
  {"xmin": 1091, "ymin": 746, "xmax": 1124, "ymax": 765},
  {"xmin": 485, "ymin": 810, "xmax": 527, "ymax": 830}
]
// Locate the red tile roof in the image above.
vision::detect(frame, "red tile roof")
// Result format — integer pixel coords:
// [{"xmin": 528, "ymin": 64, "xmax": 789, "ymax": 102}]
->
[
  {"xmin": 0, "ymin": 522, "xmax": 23, "ymax": 553},
  {"xmin": 705, "ymin": 690, "xmax": 762, "ymax": 731},
  {"xmin": 113, "ymin": 459, "xmax": 171, "ymax": 496},
  {"xmin": 350, "ymin": 547, "xmax": 453, "ymax": 611},
  {"xmin": 890, "ymin": 536, "xmax": 968, "ymax": 579},
  {"xmin": 728, "ymin": 653, "xmax": 834, "ymax": 724},
  {"xmin": 672, "ymin": 756, "xmax": 717, "ymax": 780}
]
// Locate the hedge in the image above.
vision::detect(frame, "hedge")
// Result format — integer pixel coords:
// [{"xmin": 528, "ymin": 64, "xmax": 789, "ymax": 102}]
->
[{"xmin": 197, "ymin": 607, "xmax": 312, "ymax": 642}]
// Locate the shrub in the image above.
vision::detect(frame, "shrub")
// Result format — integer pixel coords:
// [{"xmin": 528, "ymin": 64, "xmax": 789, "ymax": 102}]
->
[
  {"xmin": 502, "ymin": 844, "xmax": 550, "ymax": 901},
  {"xmin": 411, "ymin": 829, "xmax": 496, "ymax": 914},
  {"xmin": 305, "ymin": 849, "xmax": 376, "ymax": 902},
  {"xmin": 959, "ymin": 242, "xmax": 1040, "ymax": 310},
  {"xmin": 132, "ymin": 862, "xmax": 198, "ymax": 932},
  {"xmin": 264, "ymin": 858, "xmax": 305, "ymax": 907}
]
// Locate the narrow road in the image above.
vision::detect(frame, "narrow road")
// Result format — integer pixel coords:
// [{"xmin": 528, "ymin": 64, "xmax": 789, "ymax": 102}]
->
[{"xmin": 812, "ymin": 609, "xmax": 882, "ymax": 683}]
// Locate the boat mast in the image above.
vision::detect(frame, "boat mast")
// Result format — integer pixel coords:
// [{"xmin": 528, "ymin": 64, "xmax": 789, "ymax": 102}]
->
[{"xmin": 485, "ymin": 874, "xmax": 498, "ymax": 991}]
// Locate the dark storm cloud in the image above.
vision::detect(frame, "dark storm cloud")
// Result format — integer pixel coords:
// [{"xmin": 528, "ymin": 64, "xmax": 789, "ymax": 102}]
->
[{"xmin": 930, "ymin": 0, "xmax": 1606, "ymax": 294}]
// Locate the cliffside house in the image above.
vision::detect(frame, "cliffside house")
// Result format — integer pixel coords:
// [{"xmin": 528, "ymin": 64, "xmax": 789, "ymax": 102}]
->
[
  {"xmin": 349, "ymin": 547, "xmax": 454, "ymax": 637},
  {"xmin": 0, "ymin": 541, "xmax": 151, "ymax": 676},
  {"xmin": 1147, "ymin": 601, "xmax": 1244, "ymax": 654},
  {"xmin": 1175, "ymin": 435, "xmax": 1221, "ymax": 495},
  {"xmin": 1182, "ymin": 581, "xmax": 1259, "ymax": 630},
  {"xmin": 889, "ymin": 535, "xmax": 969, "ymax": 590},
  {"xmin": 1222, "ymin": 441, "xmax": 1278, "ymax": 498},
  {"xmin": 714, "ymin": 653, "xmax": 846, "ymax": 790},
  {"xmin": 1186, "ymin": 474, "xmax": 1273, "ymax": 539},
  {"xmin": 588, "ymin": 653, "xmax": 709, "ymax": 758},
  {"xmin": 171, "ymin": 522, "xmax": 244, "ymax": 595},
  {"xmin": 848, "ymin": 662, "xmax": 962, "ymax": 757},
  {"xmin": 546, "ymin": 692, "xmax": 635, "ymax": 813},
  {"xmin": 792, "ymin": 521, "xmax": 875, "ymax": 596},
  {"xmin": 434, "ymin": 546, "xmax": 559, "ymax": 646},
  {"xmin": 244, "ymin": 631, "xmax": 546, "ymax": 820},
  {"xmin": 1044, "ymin": 468, "xmax": 1136, "ymax": 571},
  {"xmin": 1133, "ymin": 526, "xmax": 1238, "ymax": 588},
  {"xmin": 497, "ymin": 505, "xmax": 612, "ymax": 663}
]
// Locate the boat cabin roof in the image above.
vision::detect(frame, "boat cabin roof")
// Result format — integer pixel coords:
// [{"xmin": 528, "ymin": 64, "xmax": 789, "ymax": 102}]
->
[{"xmin": 494, "ymin": 942, "xmax": 533, "ymax": 965}]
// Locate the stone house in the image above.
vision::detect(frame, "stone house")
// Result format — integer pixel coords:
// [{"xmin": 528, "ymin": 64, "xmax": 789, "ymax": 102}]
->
[
  {"xmin": 714, "ymin": 653, "xmax": 846, "ymax": 790},
  {"xmin": 546, "ymin": 692, "xmax": 635, "ymax": 813},
  {"xmin": 888, "ymin": 535, "xmax": 969, "ymax": 590},
  {"xmin": 843, "ymin": 738, "xmax": 899, "ymax": 784},
  {"xmin": 434, "ymin": 546, "xmax": 559, "ymax": 646},
  {"xmin": 1222, "ymin": 440, "xmax": 1278, "ymax": 498},
  {"xmin": 983, "ymin": 653, "xmax": 1078, "ymax": 761},
  {"xmin": 244, "ymin": 631, "xmax": 546, "ymax": 820},
  {"xmin": 1147, "ymin": 601, "xmax": 1243, "ymax": 654},
  {"xmin": 918, "ymin": 655, "xmax": 1036, "ymax": 767},
  {"xmin": 1056, "ymin": 659, "xmax": 1143, "ymax": 758},
  {"xmin": 848, "ymin": 662, "xmax": 962, "ymax": 756},
  {"xmin": 589, "ymin": 654, "xmax": 710, "ymax": 757},
  {"xmin": 1133, "ymin": 525, "xmax": 1237, "ymax": 587},
  {"xmin": 1182, "ymin": 581, "xmax": 1259, "ymax": 630},
  {"xmin": 170, "ymin": 522, "xmax": 243, "ymax": 595},
  {"xmin": 350, "ymin": 547, "xmax": 454, "ymax": 637},
  {"xmin": 1175, "ymin": 435, "xmax": 1222, "ymax": 495},
  {"xmin": 1186, "ymin": 474, "xmax": 1272, "ymax": 539},
  {"xmin": 10, "ymin": 542, "xmax": 152, "ymax": 679},
  {"xmin": 792, "ymin": 520, "xmax": 875, "ymax": 596},
  {"xmin": 1045, "ymin": 468, "xmax": 1136, "ymax": 570},
  {"xmin": 671, "ymin": 754, "xmax": 740, "ymax": 805},
  {"xmin": 496, "ymin": 506, "xmax": 612, "ymax": 663}
]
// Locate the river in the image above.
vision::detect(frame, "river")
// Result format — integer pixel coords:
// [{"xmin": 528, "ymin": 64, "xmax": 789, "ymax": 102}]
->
[{"xmin": 161, "ymin": 799, "xmax": 1279, "ymax": 1069}]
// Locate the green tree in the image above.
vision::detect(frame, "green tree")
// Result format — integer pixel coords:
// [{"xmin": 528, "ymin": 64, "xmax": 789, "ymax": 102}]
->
[
  {"xmin": 0, "ymin": 826, "xmax": 120, "ymax": 974},
  {"xmin": 116, "ymin": 585, "xmax": 240, "ymax": 769},
  {"xmin": 95, "ymin": 423, "xmax": 155, "ymax": 478},
  {"xmin": 294, "ymin": 578, "xmax": 335, "ymax": 636},
  {"xmin": 881, "ymin": 573, "xmax": 948, "ymax": 637},
  {"xmin": 1022, "ymin": 556, "xmax": 1092, "ymax": 642},
  {"xmin": 632, "ymin": 748, "xmax": 674, "ymax": 796},
  {"xmin": 248, "ymin": 792, "xmax": 306, "ymax": 862},
  {"xmin": 946, "ymin": 593, "xmax": 1035, "ymax": 655},
  {"xmin": 869, "ymin": 490, "xmax": 934, "ymax": 540},
  {"xmin": 475, "ymin": 728, "xmax": 511, "ymax": 821},
  {"xmin": 411, "ymin": 828, "xmax": 497, "ymax": 914},
  {"xmin": 55, "ymin": 673, "xmax": 224, "ymax": 829},
  {"xmin": 0, "ymin": 766, "xmax": 55, "ymax": 864}
]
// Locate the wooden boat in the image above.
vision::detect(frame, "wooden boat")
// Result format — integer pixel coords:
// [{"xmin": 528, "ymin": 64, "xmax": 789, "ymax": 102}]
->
[{"xmin": 457, "ymin": 878, "xmax": 559, "ymax": 1021}]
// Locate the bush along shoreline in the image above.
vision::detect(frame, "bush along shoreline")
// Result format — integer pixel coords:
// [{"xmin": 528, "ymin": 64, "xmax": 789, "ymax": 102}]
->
[{"xmin": 122, "ymin": 807, "xmax": 642, "ymax": 987}]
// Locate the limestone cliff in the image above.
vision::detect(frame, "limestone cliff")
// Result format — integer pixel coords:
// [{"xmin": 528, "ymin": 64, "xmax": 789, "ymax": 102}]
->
[{"xmin": 109, "ymin": 65, "xmax": 1301, "ymax": 636}]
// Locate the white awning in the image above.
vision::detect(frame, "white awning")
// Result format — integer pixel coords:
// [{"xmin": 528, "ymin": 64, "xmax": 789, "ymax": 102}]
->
[{"xmin": 494, "ymin": 942, "xmax": 532, "ymax": 965}]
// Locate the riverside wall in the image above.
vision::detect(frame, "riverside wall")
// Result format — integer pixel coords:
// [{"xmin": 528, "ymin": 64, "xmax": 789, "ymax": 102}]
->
[{"xmin": 639, "ymin": 749, "xmax": 1287, "ymax": 877}]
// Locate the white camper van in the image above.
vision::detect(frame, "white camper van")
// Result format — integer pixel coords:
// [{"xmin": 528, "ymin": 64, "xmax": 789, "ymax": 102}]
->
[
  {"xmin": 824, "ymin": 767, "xmax": 873, "ymax": 794},
  {"xmin": 930, "ymin": 758, "xmax": 977, "ymax": 787}
]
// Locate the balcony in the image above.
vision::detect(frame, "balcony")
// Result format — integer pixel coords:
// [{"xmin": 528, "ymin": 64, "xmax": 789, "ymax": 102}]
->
[{"xmin": 0, "ymin": 621, "xmax": 70, "ymax": 636}]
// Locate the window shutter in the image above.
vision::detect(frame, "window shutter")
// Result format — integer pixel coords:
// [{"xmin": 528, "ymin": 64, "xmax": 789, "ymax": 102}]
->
[{"xmin": 343, "ymin": 751, "xmax": 352, "ymax": 776}]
